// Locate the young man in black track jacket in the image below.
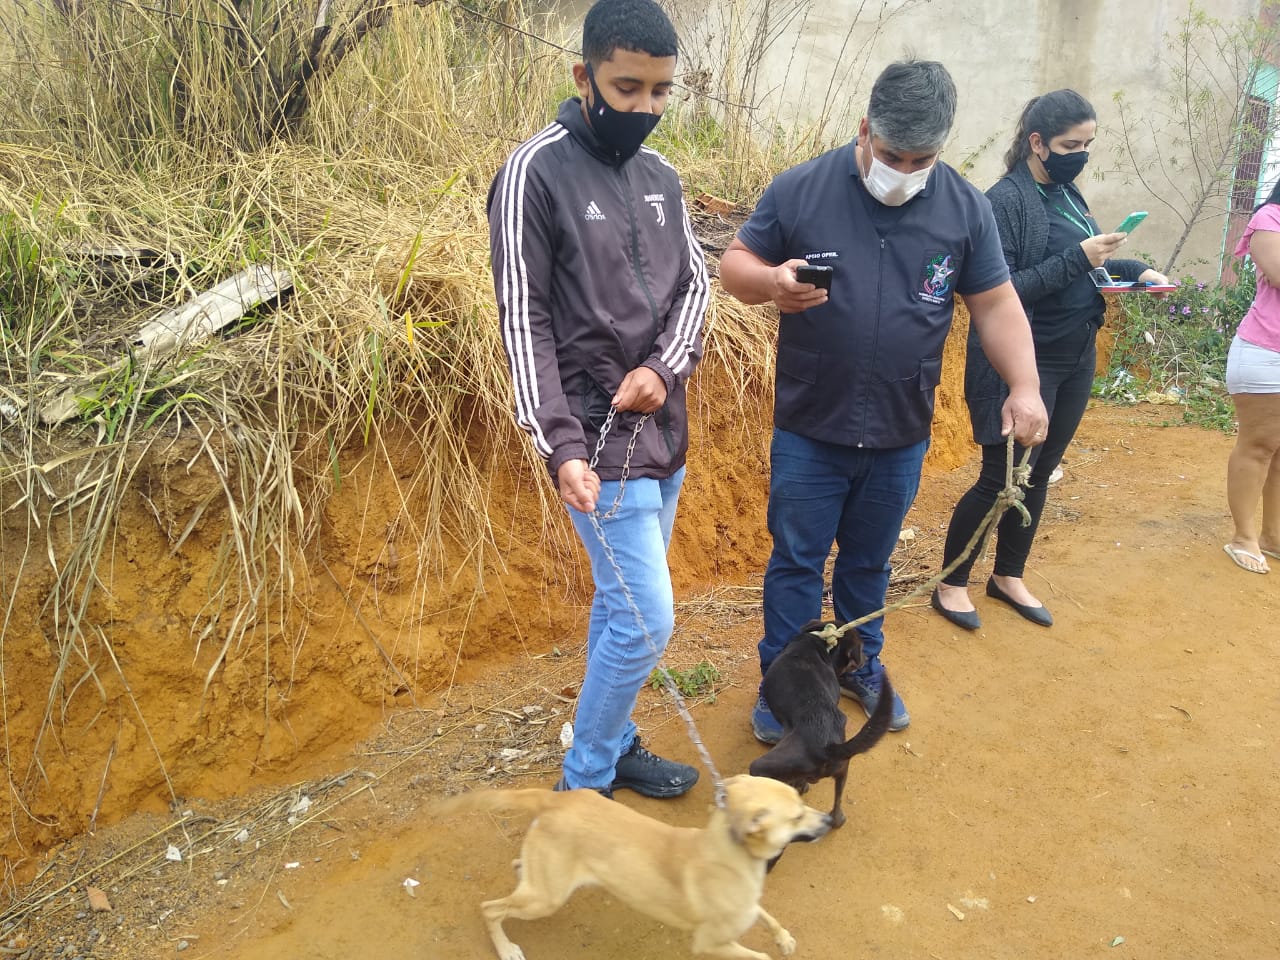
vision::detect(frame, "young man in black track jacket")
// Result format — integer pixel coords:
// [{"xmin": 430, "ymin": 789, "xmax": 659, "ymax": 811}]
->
[{"xmin": 488, "ymin": 0, "xmax": 709, "ymax": 799}]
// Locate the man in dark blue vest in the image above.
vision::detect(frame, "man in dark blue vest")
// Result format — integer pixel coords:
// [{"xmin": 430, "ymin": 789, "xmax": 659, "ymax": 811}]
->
[{"xmin": 720, "ymin": 59, "xmax": 1048, "ymax": 740}]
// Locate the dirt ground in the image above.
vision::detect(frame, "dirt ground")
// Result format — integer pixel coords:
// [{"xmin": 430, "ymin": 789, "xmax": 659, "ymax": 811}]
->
[{"xmin": 8, "ymin": 399, "xmax": 1279, "ymax": 960}]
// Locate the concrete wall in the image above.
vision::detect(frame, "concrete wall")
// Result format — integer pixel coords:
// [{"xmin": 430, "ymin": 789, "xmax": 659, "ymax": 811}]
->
[
  {"xmin": 543, "ymin": 0, "xmax": 1266, "ymax": 280},
  {"xmin": 739, "ymin": 0, "xmax": 1265, "ymax": 279}
]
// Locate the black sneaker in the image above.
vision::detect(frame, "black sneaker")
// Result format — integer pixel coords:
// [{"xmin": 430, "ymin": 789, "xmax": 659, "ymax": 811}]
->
[
  {"xmin": 553, "ymin": 775, "xmax": 613, "ymax": 799},
  {"xmin": 610, "ymin": 737, "xmax": 699, "ymax": 798}
]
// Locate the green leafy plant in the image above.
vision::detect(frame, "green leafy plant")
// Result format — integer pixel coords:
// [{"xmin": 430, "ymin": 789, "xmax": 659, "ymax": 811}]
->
[
  {"xmin": 649, "ymin": 660, "xmax": 722, "ymax": 701},
  {"xmin": 1097, "ymin": 265, "xmax": 1255, "ymax": 430},
  {"xmin": 0, "ymin": 204, "xmax": 71, "ymax": 334},
  {"xmin": 0, "ymin": 200, "xmax": 84, "ymax": 395}
]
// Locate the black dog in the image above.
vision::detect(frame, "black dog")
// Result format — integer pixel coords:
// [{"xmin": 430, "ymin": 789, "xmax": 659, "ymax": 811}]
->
[{"xmin": 748, "ymin": 619, "xmax": 894, "ymax": 830}]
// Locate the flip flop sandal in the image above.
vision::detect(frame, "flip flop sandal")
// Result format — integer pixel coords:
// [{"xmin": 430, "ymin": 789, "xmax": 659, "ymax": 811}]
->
[{"xmin": 1223, "ymin": 543, "xmax": 1270, "ymax": 574}]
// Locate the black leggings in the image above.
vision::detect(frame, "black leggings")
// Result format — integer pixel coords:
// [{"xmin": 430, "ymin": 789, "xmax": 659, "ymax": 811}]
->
[{"xmin": 942, "ymin": 328, "xmax": 1097, "ymax": 585}]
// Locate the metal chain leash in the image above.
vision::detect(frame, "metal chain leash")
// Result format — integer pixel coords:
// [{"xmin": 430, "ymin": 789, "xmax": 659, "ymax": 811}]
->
[
  {"xmin": 588, "ymin": 407, "xmax": 650, "ymax": 519},
  {"xmin": 585, "ymin": 406, "xmax": 729, "ymax": 809}
]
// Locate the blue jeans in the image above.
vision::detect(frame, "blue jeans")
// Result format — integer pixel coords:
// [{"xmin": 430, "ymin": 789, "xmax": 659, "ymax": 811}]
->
[
  {"xmin": 563, "ymin": 468, "xmax": 685, "ymax": 789},
  {"xmin": 759, "ymin": 430, "xmax": 927, "ymax": 676}
]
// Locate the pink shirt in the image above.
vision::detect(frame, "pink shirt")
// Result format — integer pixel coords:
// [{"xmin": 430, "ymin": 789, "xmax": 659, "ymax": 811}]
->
[{"xmin": 1235, "ymin": 204, "xmax": 1280, "ymax": 352}]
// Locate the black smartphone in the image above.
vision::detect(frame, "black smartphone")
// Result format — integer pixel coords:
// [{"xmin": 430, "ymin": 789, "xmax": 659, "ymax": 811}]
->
[{"xmin": 795, "ymin": 264, "xmax": 833, "ymax": 291}]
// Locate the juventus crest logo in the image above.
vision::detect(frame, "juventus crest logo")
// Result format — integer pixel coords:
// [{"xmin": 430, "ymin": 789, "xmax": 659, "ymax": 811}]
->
[{"xmin": 650, "ymin": 201, "xmax": 666, "ymax": 226}]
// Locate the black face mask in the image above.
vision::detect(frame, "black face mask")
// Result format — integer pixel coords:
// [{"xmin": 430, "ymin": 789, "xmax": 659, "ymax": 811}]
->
[
  {"xmin": 585, "ymin": 65, "xmax": 661, "ymax": 161},
  {"xmin": 1041, "ymin": 148, "xmax": 1089, "ymax": 184}
]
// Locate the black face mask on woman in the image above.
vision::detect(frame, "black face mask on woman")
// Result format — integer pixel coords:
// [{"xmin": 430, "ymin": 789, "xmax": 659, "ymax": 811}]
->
[
  {"xmin": 585, "ymin": 65, "xmax": 661, "ymax": 161},
  {"xmin": 1042, "ymin": 148, "xmax": 1089, "ymax": 184}
]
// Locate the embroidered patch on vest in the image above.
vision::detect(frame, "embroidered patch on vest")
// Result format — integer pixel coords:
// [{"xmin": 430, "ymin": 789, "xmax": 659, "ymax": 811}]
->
[{"xmin": 917, "ymin": 252, "xmax": 956, "ymax": 305}]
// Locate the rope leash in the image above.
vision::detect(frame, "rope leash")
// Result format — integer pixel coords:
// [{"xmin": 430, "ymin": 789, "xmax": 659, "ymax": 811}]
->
[
  {"xmin": 808, "ymin": 434, "xmax": 1034, "ymax": 646},
  {"xmin": 580, "ymin": 418, "xmax": 1035, "ymax": 807},
  {"xmin": 585, "ymin": 408, "xmax": 730, "ymax": 810}
]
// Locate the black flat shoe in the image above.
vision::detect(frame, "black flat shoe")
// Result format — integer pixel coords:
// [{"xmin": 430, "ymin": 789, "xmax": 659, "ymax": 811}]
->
[
  {"xmin": 930, "ymin": 588, "xmax": 981, "ymax": 631},
  {"xmin": 985, "ymin": 577, "xmax": 1053, "ymax": 627}
]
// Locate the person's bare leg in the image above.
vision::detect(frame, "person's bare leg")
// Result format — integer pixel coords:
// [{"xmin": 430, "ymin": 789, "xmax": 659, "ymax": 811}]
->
[
  {"xmin": 1258, "ymin": 443, "xmax": 1280, "ymax": 557},
  {"xmin": 1227, "ymin": 392, "xmax": 1280, "ymax": 571}
]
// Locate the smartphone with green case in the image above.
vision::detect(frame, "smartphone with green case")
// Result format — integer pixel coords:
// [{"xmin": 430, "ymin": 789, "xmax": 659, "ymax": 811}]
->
[{"xmin": 1114, "ymin": 211, "xmax": 1148, "ymax": 234}]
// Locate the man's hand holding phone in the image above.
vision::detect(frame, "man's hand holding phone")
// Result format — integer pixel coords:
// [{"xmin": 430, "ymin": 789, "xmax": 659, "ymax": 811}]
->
[{"xmin": 771, "ymin": 259, "xmax": 830, "ymax": 313}]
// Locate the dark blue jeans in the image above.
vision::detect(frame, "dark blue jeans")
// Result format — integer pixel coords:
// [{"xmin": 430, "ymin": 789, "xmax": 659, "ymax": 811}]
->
[{"xmin": 758, "ymin": 429, "xmax": 929, "ymax": 676}]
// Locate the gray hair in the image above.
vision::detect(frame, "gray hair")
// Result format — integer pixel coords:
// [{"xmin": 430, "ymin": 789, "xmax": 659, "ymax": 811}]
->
[{"xmin": 866, "ymin": 59, "xmax": 957, "ymax": 153}]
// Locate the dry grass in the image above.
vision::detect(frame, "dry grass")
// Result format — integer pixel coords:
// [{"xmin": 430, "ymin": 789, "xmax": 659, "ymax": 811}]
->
[
  {"xmin": 0, "ymin": 0, "xmax": 898, "ymax": 884},
  {"xmin": 0, "ymin": 4, "xmax": 793, "ymax": 660}
]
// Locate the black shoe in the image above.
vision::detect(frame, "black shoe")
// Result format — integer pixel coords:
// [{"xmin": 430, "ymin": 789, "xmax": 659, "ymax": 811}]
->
[
  {"xmin": 611, "ymin": 737, "xmax": 699, "ymax": 798},
  {"xmin": 553, "ymin": 775, "xmax": 613, "ymax": 799},
  {"xmin": 930, "ymin": 587, "xmax": 981, "ymax": 631},
  {"xmin": 985, "ymin": 577, "xmax": 1053, "ymax": 627}
]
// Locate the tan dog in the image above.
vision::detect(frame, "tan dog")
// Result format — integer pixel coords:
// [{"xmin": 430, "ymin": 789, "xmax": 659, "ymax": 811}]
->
[{"xmin": 434, "ymin": 774, "xmax": 833, "ymax": 960}]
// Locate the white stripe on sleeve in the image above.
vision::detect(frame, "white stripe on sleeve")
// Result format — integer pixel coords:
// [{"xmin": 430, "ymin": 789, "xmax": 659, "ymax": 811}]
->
[{"xmin": 497, "ymin": 125, "xmax": 569, "ymax": 459}]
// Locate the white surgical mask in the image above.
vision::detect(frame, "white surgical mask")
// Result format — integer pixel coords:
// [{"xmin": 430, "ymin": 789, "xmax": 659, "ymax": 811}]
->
[{"xmin": 862, "ymin": 141, "xmax": 933, "ymax": 206}]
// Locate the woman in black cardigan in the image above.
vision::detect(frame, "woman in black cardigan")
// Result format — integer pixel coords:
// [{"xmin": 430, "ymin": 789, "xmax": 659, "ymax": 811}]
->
[{"xmin": 933, "ymin": 89, "xmax": 1169, "ymax": 629}]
